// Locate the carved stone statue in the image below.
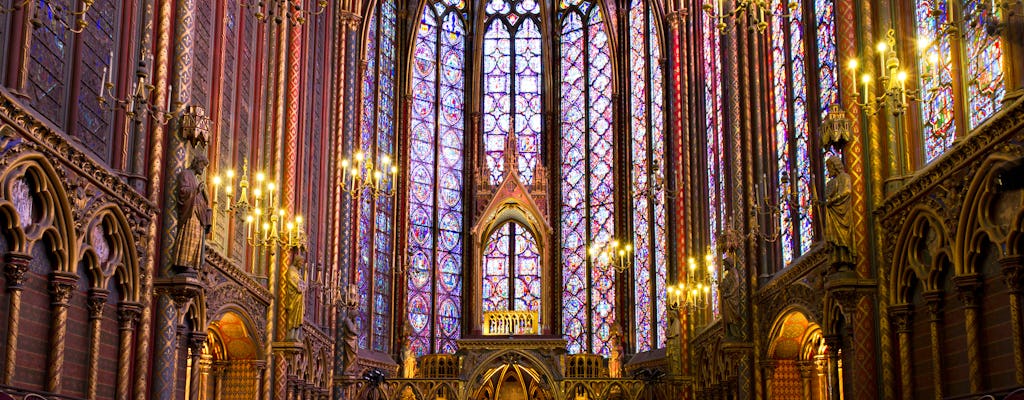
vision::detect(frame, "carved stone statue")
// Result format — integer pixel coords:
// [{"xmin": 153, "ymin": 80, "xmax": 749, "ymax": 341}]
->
[
  {"xmin": 400, "ymin": 322, "xmax": 417, "ymax": 378},
  {"xmin": 282, "ymin": 253, "xmax": 306, "ymax": 341},
  {"xmin": 170, "ymin": 154, "xmax": 212, "ymax": 274},
  {"xmin": 608, "ymin": 323, "xmax": 623, "ymax": 378},
  {"xmin": 720, "ymin": 260, "xmax": 744, "ymax": 340},
  {"xmin": 824, "ymin": 157, "xmax": 854, "ymax": 267},
  {"xmin": 340, "ymin": 305, "xmax": 359, "ymax": 375}
]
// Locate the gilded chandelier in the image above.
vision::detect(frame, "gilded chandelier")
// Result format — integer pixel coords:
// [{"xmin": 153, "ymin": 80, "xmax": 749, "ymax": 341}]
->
[
  {"xmin": 339, "ymin": 151, "xmax": 398, "ymax": 198},
  {"xmin": 588, "ymin": 239, "xmax": 633, "ymax": 273},
  {"xmin": 847, "ymin": 29, "xmax": 928, "ymax": 117},
  {"xmin": 210, "ymin": 159, "xmax": 307, "ymax": 250},
  {"xmin": 702, "ymin": 0, "xmax": 796, "ymax": 33},
  {"xmin": 668, "ymin": 252, "xmax": 718, "ymax": 312}
]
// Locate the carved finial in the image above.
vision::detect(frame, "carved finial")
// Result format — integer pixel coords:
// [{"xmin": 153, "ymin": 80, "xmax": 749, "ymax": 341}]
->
[{"xmin": 503, "ymin": 128, "xmax": 519, "ymax": 178}]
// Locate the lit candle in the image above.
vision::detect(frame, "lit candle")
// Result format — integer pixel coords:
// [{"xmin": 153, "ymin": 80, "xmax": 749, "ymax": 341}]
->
[
  {"xmin": 99, "ymin": 66, "xmax": 108, "ymax": 97},
  {"xmin": 861, "ymin": 74, "xmax": 871, "ymax": 105},
  {"xmin": 876, "ymin": 41, "xmax": 888, "ymax": 78},
  {"xmin": 166, "ymin": 84, "xmax": 173, "ymax": 111}
]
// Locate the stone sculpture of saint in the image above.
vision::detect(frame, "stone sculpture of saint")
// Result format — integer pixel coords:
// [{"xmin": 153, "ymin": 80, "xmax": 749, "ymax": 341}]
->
[
  {"xmin": 282, "ymin": 253, "xmax": 306, "ymax": 341},
  {"xmin": 608, "ymin": 324, "xmax": 623, "ymax": 378},
  {"xmin": 340, "ymin": 305, "xmax": 359, "ymax": 375},
  {"xmin": 171, "ymin": 154, "xmax": 212, "ymax": 274},
  {"xmin": 400, "ymin": 322, "xmax": 417, "ymax": 378},
  {"xmin": 824, "ymin": 156, "xmax": 854, "ymax": 267}
]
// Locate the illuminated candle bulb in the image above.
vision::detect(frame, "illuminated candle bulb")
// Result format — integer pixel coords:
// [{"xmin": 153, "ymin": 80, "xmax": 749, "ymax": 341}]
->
[
  {"xmin": 381, "ymin": 154, "xmax": 391, "ymax": 165},
  {"xmin": 256, "ymin": 172, "xmax": 266, "ymax": 182},
  {"xmin": 861, "ymin": 73, "xmax": 871, "ymax": 104},
  {"xmin": 166, "ymin": 85, "xmax": 173, "ymax": 111},
  {"xmin": 246, "ymin": 214, "xmax": 254, "ymax": 238},
  {"xmin": 99, "ymin": 67, "xmax": 108, "ymax": 97},
  {"xmin": 876, "ymin": 41, "xmax": 888, "ymax": 77}
]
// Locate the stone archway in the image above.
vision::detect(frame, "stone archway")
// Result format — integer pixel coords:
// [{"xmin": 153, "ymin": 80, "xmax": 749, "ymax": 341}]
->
[
  {"xmin": 765, "ymin": 310, "xmax": 830, "ymax": 400},
  {"xmin": 201, "ymin": 311, "xmax": 264, "ymax": 400},
  {"xmin": 471, "ymin": 362, "xmax": 552, "ymax": 400}
]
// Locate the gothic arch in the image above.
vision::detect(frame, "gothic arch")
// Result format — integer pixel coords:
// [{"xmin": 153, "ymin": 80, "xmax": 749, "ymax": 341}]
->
[
  {"xmin": 464, "ymin": 349, "xmax": 559, "ymax": 399},
  {"xmin": 77, "ymin": 206, "xmax": 141, "ymax": 303},
  {"xmin": 0, "ymin": 154, "xmax": 76, "ymax": 272},
  {"xmin": 957, "ymin": 153, "xmax": 1020, "ymax": 273},
  {"xmin": 890, "ymin": 208, "xmax": 951, "ymax": 304},
  {"xmin": 206, "ymin": 306, "xmax": 266, "ymax": 361}
]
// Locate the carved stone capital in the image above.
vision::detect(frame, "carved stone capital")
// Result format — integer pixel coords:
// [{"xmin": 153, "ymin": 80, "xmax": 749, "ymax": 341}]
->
[
  {"xmin": 154, "ymin": 275, "xmax": 203, "ymax": 309},
  {"xmin": 252, "ymin": 360, "xmax": 267, "ymax": 373},
  {"xmin": 49, "ymin": 272, "xmax": 78, "ymax": 306},
  {"xmin": 118, "ymin": 302, "xmax": 142, "ymax": 329},
  {"xmin": 87, "ymin": 288, "xmax": 110, "ymax": 319},
  {"xmin": 923, "ymin": 290, "xmax": 944, "ymax": 321},
  {"xmin": 188, "ymin": 332, "xmax": 208, "ymax": 354},
  {"xmin": 797, "ymin": 361, "xmax": 816, "ymax": 379},
  {"xmin": 759, "ymin": 361, "xmax": 776, "ymax": 380},
  {"xmin": 888, "ymin": 304, "xmax": 913, "ymax": 334},
  {"xmin": 953, "ymin": 274, "xmax": 982, "ymax": 308},
  {"xmin": 4, "ymin": 252, "xmax": 32, "ymax": 290},
  {"xmin": 999, "ymin": 256, "xmax": 1024, "ymax": 295}
]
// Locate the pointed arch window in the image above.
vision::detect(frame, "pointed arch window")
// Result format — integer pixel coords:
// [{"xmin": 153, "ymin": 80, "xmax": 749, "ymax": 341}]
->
[
  {"xmin": 559, "ymin": 0, "xmax": 616, "ymax": 356},
  {"xmin": 483, "ymin": 0, "xmax": 543, "ymax": 185},
  {"xmin": 768, "ymin": 0, "xmax": 824, "ymax": 266},
  {"xmin": 628, "ymin": 0, "xmax": 668, "ymax": 352},
  {"xmin": 915, "ymin": 0, "xmax": 1005, "ymax": 162},
  {"xmin": 482, "ymin": 222, "xmax": 542, "ymax": 312},
  {"xmin": 407, "ymin": 0, "xmax": 467, "ymax": 356},
  {"xmin": 701, "ymin": 7, "xmax": 725, "ymax": 320},
  {"xmin": 357, "ymin": 0, "xmax": 397, "ymax": 353}
]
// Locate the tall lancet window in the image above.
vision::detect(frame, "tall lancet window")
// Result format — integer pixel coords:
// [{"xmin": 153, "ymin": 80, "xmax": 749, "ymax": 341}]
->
[
  {"xmin": 701, "ymin": 8, "xmax": 724, "ymax": 319},
  {"xmin": 483, "ymin": 222, "xmax": 542, "ymax": 312},
  {"xmin": 915, "ymin": 0, "xmax": 1004, "ymax": 162},
  {"xmin": 628, "ymin": 0, "xmax": 668, "ymax": 352},
  {"xmin": 407, "ymin": 0, "xmax": 467, "ymax": 356},
  {"xmin": 483, "ymin": 0, "xmax": 543, "ymax": 185},
  {"xmin": 769, "ymin": 0, "xmax": 814, "ymax": 266},
  {"xmin": 357, "ymin": 0, "xmax": 397, "ymax": 352},
  {"xmin": 559, "ymin": 0, "xmax": 616, "ymax": 356}
]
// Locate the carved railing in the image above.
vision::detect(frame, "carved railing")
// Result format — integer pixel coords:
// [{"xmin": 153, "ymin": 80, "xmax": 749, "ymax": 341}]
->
[
  {"xmin": 483, "ymin": 310, "xmax": 539, "ymax": 335},
  {"xmin": 564, "ymin": 354, "xmax": 606, "ymax": 378},
  {"xmin": 419, "ymin": 354, "xmax": 459, "ymax": 378}
]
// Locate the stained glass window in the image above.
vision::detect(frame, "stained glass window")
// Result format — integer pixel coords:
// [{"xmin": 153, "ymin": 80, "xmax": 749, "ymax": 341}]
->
[
  {"xmin": 407, "ymin": 0, "xmax": 466, "ymax": 357},
  {"xmin": 483, "ymin": 222, "xmax": 542, "ymax": 312},
  {"xmin": 559, "ymin": 0, "xmax": 615, "ymax": 356},
  {"xmin": 815, "ymin": 0, "xmax": 840, "ymax": 162},
  {"xmin": 357, "ymin": 0, "xmax": 397, "ymax": 353},
  {"xmin": 483, "ymin": 0, "xmax": 542, "ymax": 185},
  {"xmin": 963, "ymin": 0, "xmax": 1005, "ymax": 129},
  {"xmin": 628, "ymin": 0, "xmax": 668, "ymax": 352},
  {"xmin": 915, "ymin": 0, "xmax": 957, "ymax": 163},
  {"xmin": 769, "ymin": 0, "xmax": 813, "ymax": 266},
  {"xmin": 701, "ymin": 8, "xmax": 724, "ymax": 320}
]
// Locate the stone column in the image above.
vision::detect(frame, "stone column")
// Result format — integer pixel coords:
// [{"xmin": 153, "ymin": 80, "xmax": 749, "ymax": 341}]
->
[
  {"xmin": 923, "ymin": 290, "xmax": 944, "ymax": 400},
  {"xmin": 798, "ymin": 361, "xmax": 815, "ymax": 400},
  {"xmin": 253, "ymin": 361, "xmax": 267, "ymax": 400},
  {"xmin": 188, "ymin": 332, "xmax": 207, "ymax": 400},
  {"xmin": 823, "ymin": 335, "xmax": 842, "ymax": 400},
  {"xmin": 889, "ymin": 304, "xmax": 913, "ymax": 400},
  {"xmin": 2, "ymin": 252, "xmax": 31, "ymax": 384},
  {"xmin": 954, "ymin": 274, "xmax": 982, "ymax": 392},
  {"xmin": 87, "ymin": 288, "xmax": 110, "ymax": 400},
  {"xmin": 118, "ymin": 303, "xmax": 142, "ymax": 400},
  {"xmin": 47, "ymin": 272, "xmax": 77, "ymax": 392},
  {"xmin": 152, "ymin": 278, "xmax": 202, "ymax": 400},
  {"xmin": 211, "ymin": 362, "xmax": 226, "ymax": 400},
  {"xmin": 814, "ymin": 356, "xmax": 826, "ymax": 400},
  {"xmin": 761, "ymin": 361, "xmax": 776, "ymax": 400},
  {"xmin": 1001, "ymin": 256, "xmax": 1024, "ymax": 385}
]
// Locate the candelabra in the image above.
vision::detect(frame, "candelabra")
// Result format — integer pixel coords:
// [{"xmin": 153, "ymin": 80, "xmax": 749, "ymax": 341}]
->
[
  {"xmin": 339, "ymin": 151, "xmax": 398, "ymax": 198},
  {"xmin": 243, "ymin": 0, "xmax": 328, "ymax": 24},
  {"xmin": 847, "ymin": 29, "xmax": 928, "ymax": 117},
  {"xmin": 96, "ymin": 50, "xmax": 193, "ymax": 126},
  {"xmin": 702, "ymin": 0, "xmax": 797, "ymax": 33},
  {"xmin": 588, "ymin": 239, "xmax": 633, "ymax": 273},
  {"xmin": 2, "ymin": 0, "xmax": 98, "ymax": 33},
  {"xmin": 209, "ymin": 159, "xmax": 307, "ymax": 251},
  {"xmin": 667, "ymin": 252, "xmax": 719, "ymax": 312}
]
